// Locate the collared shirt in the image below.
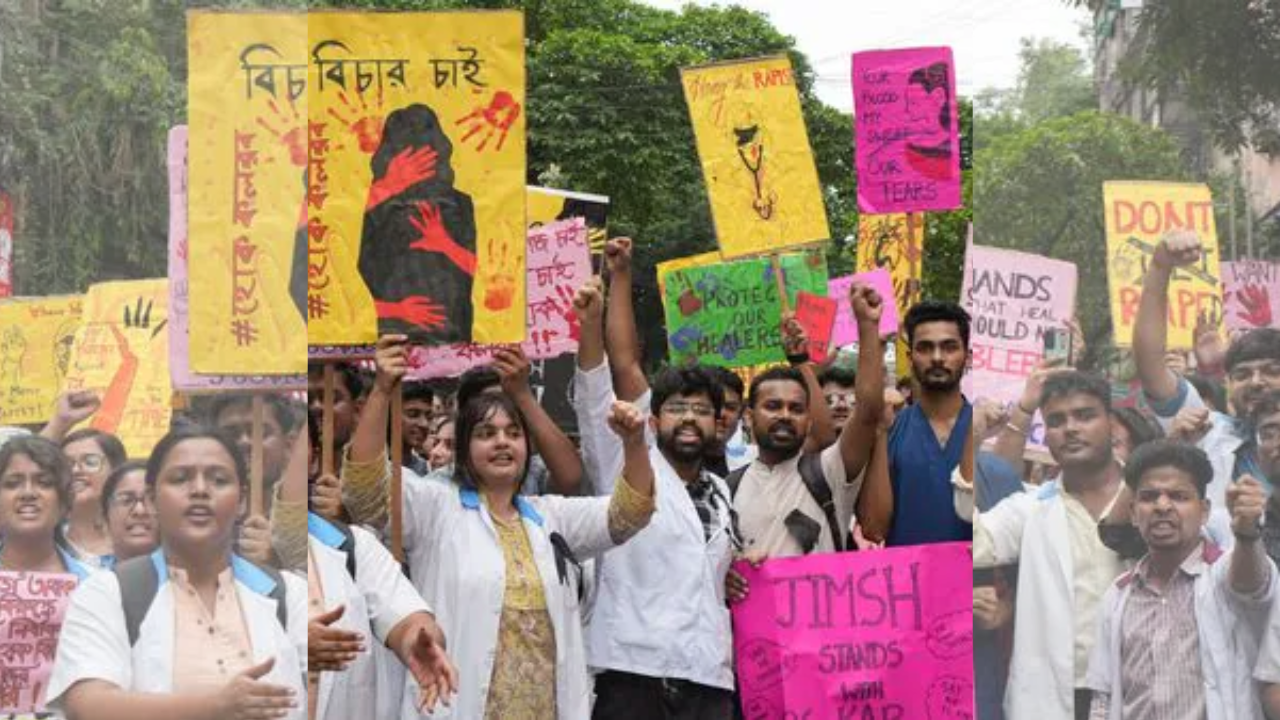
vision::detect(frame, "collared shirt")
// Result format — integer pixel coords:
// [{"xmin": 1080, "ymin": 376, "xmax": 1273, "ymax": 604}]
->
[
  {"xmin": 1116, "ymin": 547, "xmax": 1207, "ymax": 720},
  {"xmin": 734, "ymin": 444, "xmax": 856, "ymax": 558},
  {"xmin": 170, "ymin": 564, "xmax": 254, "ymax": 692},
  {"xmin": 1064, "ymin": 492, "xmax": 1125, "ymax": 687}
]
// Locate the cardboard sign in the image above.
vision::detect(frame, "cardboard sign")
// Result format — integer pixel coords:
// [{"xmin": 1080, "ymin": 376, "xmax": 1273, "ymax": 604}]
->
[
  {"xmin": 0, "ymin": 297, "xmax": 82, "ymax": 426},
  {"xmin": 527, "ymin": 186, "xmax": 609, "ymax": 254},
  {"xmin": 0, "ymin": 572, "xmax": 78, "ymax": 714},
  {"xmin": 1221, "ymin": 259, "xmax": 1279, "ymax": 332},
  {"xmin": 794, "ymin": 291, "xmax": 837, "ymax": 363},
  {"xmin": 830, "ymin": 269, "xmax": 899, "ymax": 347},
  {"xmin": 1103, "ymin": 181, "xmax": 1221, "ymax": 349},
  {"xmin": 732, "ymin": 544, "xmax": 974, "ymax": 719},
  {"xmin": 852, "ymin": 47, "xmax": 962, "ymax": 214}
]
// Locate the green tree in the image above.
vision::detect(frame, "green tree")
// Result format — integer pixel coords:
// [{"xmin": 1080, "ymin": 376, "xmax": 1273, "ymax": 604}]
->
[
  {"xmin": 974, "ymin": 110, "xmax": 1201, "ymax": 366},
  {"xmin": 974, "ymin": 37, "xmax": 1094, "ymax": 151}
]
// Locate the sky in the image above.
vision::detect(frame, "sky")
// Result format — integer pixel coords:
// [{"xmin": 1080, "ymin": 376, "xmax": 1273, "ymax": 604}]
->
[{"xmin": 638, "ymin": 0, "xmax": 1093, "ymax": 111}]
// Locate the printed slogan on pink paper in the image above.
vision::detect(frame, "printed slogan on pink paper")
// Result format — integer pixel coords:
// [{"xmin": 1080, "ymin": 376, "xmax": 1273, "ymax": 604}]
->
[
  {"xmin": 852, "ymin": 47, "xmax": 961, "ymax": 214},
  {"xmin": 0, "ymin": 571, "xmax": 78, "ymax": 714},
  {"xmin": 731, "ymin": 543, "xmax": 973, "ymax": 719}
]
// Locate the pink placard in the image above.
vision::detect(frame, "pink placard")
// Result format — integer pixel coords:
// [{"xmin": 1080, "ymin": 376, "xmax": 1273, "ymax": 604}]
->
[
  {"xmin": 830, "ymin": 269, "xmax": 900, "ymax": 347},
  {"xmin": 167, "ymin": 126, "xmax": 304, "ymax": 392},
  {"xmin": 0, "ymin": 571, "xmax": 78, "ymax": 714},
  {"xmin": 1222, "ymin": 260, "xmax": 1279, "ymax": 332},
  {"xmin": 410, "ymin": 218, "xmax": 591, "ymax": 379},
  {"xmin": 852, "ymin": 47, "xmax": 962, "ymax": 214},
  {"xmin": 794, "ymin": 291, "xmax": 837, "ymax": 363},
  {"xmin": 732, "ymin": 543, "xmax": 973, "ymax": 719}
]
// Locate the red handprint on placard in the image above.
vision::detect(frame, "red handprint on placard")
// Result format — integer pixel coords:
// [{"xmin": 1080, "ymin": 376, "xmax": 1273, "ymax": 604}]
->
[
  {"xmin": 553, "ymin": 285, "xmax": 581, "ymax": 341},
  {"xmin": 483, "ymin": 239, "xmax": 518, "ymax": 312},
  {"xmin": 455, "ymin": 91, "xmax": 521, "ymax": 152},
  {"xmin": 366, "ymin": 146, "xmax": 438, "ymax": 210},
  {"xmin": 1238, "ymin": 284, "xmax": 1274, "ymax": 328},
  {"xmin": 408, "ymin": 201, "xmax": 477, "ymax": 276},
  {"xmin": 256, "ymin": 99, "xmax": 307, "ymax": 167},
  {"xmin": 328, "ymin": 90, "xmax": 385, "ymax": 155},
  {"xmin": 375, "ymin": 297, "xmax": 446, "ymax": 331}
]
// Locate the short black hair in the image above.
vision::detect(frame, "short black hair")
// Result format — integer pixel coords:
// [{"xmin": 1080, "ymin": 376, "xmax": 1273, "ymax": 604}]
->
[
  {"xmin": 60, "ymin": 429, "xmax": 128, "ymax": 471},
  {"xmin": 818, "ymin": 365, "xmax": 857, "ymax": 389},
  {"xmin": 1123, "ymin": 439, "xmax": 1213, "ymax": 498},
  {"xmin": 747, "ymin": 366, "xmax": 809, "ymax": 408},
  {"xmin": 145, "ymin": 426, "xmax": 248, "ymax": 495},
  {"xmin": 0, "ymin": 435, "xmax": 73, "ymax": 512},
  {"xmin": 904, "ymin": 300, "xmax": 970, "ymax": 350},
  {"xmin": 206, "ymin": 393, "xmax": 302, "ymax": 434},
  {"xmin": 452, "ymin": 393, "xmax": 531, "ymax": 491},
  {"xmin": 1112, "ymin": 407, "xmax": 1164, "ymax": 450},
  {"xmin": 650, "ymin": 366, "xmax": 724, "ymax": 418},
  {"xmin": 1040, "ymin": 371, "xmax": 1112, "ymax": 415},
  {"xmin": 711, "ymin": 366, "xmax": 745, "ymax": 400},
  {"xmin": 1249, "ymin": 388, "xmax": 1280, "ymax": 428},
  {"xmin": 99, "ymin": 460, "xmax": 148, "ymax": 517},
  {"xmin": 456, "ymin": 366, "xmax": 501, "ymax": 413},
  {"xmin": 1225, "ymin": 328, "xmax": 1280, "ymax": 374},
  {"xmin": 403, "ymin": 381, "xmax": 435, "ymax": 405},
  {"xmin": 309, "ymin": 361, "xmax": 366, "ymax": 400}
]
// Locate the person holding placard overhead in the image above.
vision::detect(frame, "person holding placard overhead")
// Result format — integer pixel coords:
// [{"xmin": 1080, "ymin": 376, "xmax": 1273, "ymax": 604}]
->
[
  {"xmin": 341, "ymin": 334, "xmax": 657, "ymax": 719},
  {"xmin": 46, "ymin": 426, "xmax": 307, "ymax": 720}
]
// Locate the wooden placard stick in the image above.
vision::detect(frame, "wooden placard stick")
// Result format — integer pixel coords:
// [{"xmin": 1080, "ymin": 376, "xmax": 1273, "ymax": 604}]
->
[
  {"xmin": 321, "ymin": 363, "xmax": 336, "ymax": 477},
  {"xmin": 250, "ymin": 394, "xmax": 265, "ymax": 517},
  {"xmin": 770, "ymin": 253, "xmax": 790, "ymax": 313}
]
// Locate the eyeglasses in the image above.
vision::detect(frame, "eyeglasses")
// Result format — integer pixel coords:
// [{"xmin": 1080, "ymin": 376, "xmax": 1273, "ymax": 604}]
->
[
  {"xmin": 69, "ymin": 454, "xmax": 105, "ymax": 472},
  {"xmin": 824, "ymin": 392, "xmax": 856, "ymax": 408},
  {"xmin": 108, "ymin": 492, "xmax": 153, "ymax": 512},
  {"xmin": 661, "ymin": 401, "xmax": 715, "ymax": 418}
]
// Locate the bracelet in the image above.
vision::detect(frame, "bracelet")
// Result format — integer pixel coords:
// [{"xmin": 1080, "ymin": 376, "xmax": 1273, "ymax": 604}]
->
[
  {"xmin": 1016, "ymin": 402, "xmax": 1036, "ymax": 416},
  {"xmin": 786, "ymin": 351, "xmax": 810, "ymax": 366},
  {"xmin": 1005, "ymin": 421, "xmax": 1028, "ymax": 436}
]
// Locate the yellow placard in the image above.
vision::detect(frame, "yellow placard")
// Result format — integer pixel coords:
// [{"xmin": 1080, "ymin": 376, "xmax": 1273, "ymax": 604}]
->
[
  {"xmin": 0, "ymin": 296, "xmax": 82, "ymax": 426},
  {"xmin": 655, "ymin": 250, "xmax": 722, "ymax": 300},
  {"xmin": 1103, "ymin": 181, "xmax": 1221, "ymax": 349},
  {"xmin": 304, "ymin": 11, "xmax": 526, "ymax": 346},
  {"xmin": 856, "ymin": 213, "xmax": 922, "ymax": 378},
  {"xmin": 527, "ymin": 186, "xmax": 609, "ymax": 253},
  {"xmin": 187, "ymin": 12, "xmax": 308, "ymax": 373},
  {"xmin": 681, "ymin": 56, "xmax": 830, "ymax": 259},
  {"xmin": 63, "ymin": 280, "xmax": 172, "ymax": 458}
]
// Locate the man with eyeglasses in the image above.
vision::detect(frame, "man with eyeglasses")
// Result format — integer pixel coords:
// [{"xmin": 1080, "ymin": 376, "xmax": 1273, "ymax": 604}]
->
[
  {"xmin": 1133, "ymin": 229, "xmax": 1280, "ymax": 548},
  {"xmin": 570, "ymin": 248, "xmax": 743, "ymax": 718},
  {"xmin": 819, "ymin": 365, "xmax": 858, "ymax": 434}
]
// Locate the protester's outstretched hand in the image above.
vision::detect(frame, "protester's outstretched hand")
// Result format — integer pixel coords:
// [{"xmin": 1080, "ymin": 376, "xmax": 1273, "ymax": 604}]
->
[
  {"xmin": 1228, "ymin": 475, "xmax": 1266, "ymax": 539},
  {"xmin": 1017, "ymin": 362, "xmax": 1073, "ymax": 417},
  {"xmin": 493, "ymin": 346, "xmax": 532, "ymax": 397},
  {"xmin": 308, "ymin": 605, "xmax": 365, "ymax": 672},
  {"xmin": 213, "ymin": 657, "xmax": 296, "ymax": 720},
  {"xmin": 374, "ymin": 334, "xmax": 410, "ymax": 394},
  {"xmin": 779, "ymin": 311, "xmax": 809, "ymax": 358},
  {"xmin": 1193, "ymin": 310, "xmax": 1226, "ymax": 372},
  {"xmin": 603, "ymin": 237, "xmax": 633, "ymax": 275},
  {"xmin": 401, "ymin": 622, "xmax": 459, "ymax": 713},
  {"xmin": 1151, "ymin": 229, "xmax": 1203, "ymax": 270},
  {"xmin": 972, "ymin": 399, "xmax": 1009, "ymax": 442}
]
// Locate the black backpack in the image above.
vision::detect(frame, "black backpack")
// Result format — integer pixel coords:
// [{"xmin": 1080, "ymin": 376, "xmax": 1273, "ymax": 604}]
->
[
  {"xmin": 115, "ymin": 555, "xmax": 288, "ymax": 646},
  {"xmin": 725, "ymin": 453, "xmax": 844, "ymax": 553}
]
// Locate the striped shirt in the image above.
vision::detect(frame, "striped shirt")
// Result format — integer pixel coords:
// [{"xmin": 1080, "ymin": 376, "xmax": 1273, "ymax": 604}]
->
[{"xmin": 1114, "ymin": 547, "xmax": 1208, "ymax": 720}]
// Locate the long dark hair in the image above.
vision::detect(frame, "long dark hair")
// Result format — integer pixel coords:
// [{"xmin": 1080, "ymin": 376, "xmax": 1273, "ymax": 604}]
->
[{"xmin": 452, "ymin": 392, "xmax": 531, "ymax": 492}]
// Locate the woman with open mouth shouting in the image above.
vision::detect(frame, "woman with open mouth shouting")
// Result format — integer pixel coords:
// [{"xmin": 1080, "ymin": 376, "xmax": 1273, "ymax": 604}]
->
[
  {"xmin": 59, "ymin": 428, "xmax": 128, "ymax": 569},
  {"xmin": 0, "ymin": 435, "xmax": 95, "ymax": 580},
  {"xmin": 46, "ymin": 427, "xmax": 308, "ymax": 720},
  {"xmin": 341, "ymin": 335, "xmax": 658, "ymax": 720}
]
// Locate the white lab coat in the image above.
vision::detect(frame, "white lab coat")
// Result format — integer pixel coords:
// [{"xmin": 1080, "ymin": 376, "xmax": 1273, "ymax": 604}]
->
[
  {"xmin": 976, "ymin": 482, "xmax": 1118, "ymax": 720},
  {"xmin": 308, "ymin": 514, "xmax": 432, "ymax": 720},
  {"xmin": 1085, "ymin": 544, "xmax": 1274, "ymax": 720},
  {"xmin": 45, "ymin": 552, "xmax": 307, "ymax": 720},
  {"xmin": 399, "ymin": 480, "xmax": 641, "ymax": 720}
]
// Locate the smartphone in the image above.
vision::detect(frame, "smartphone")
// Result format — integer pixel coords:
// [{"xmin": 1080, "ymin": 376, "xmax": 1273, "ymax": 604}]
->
[{"xmin": 1044, "ymin": 327, "xmax": 1072, "ymax": 366}]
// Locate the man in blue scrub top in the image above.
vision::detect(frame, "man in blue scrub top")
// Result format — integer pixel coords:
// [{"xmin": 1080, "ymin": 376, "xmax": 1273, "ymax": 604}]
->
[{"xmin": 886, "ymin": 300, "xmax": 973, "ymax": 545}]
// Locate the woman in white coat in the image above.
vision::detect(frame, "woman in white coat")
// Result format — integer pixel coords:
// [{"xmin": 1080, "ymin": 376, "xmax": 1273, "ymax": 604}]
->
[
  {"xmin": 46, "ymin": 426, "xmax": 308, "ymax": 720},
  {"xmin": 342, "ymin": 341, "xmax": 656, "ymax": 720}
]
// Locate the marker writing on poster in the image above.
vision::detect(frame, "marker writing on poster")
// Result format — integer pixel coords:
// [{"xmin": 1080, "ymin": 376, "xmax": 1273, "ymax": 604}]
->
[
  {"xmin": 240, "ymin": 43, "xmax": 307, "ymax": 102},
  {"xmin": 312, "ymin": 40, "xmax": 409, "ymax": 95},
  {"xmin": 429, "ymin": 46, "xmax": 486, "ymax": 89}
]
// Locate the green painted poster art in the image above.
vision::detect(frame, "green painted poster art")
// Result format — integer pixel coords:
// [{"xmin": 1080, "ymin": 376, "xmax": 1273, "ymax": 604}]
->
[{"xmin": 661, "ymin": 249, "xmax": 829, "ymax": 368}]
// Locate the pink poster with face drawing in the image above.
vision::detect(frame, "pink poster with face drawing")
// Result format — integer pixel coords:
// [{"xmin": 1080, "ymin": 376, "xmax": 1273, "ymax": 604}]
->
[
  {"xmin": 732, "ymin": 543, "xmax": 973, "ymax": 719},
  {"xmin": 852, "ymin": 47, "xmax": 962, "ymax": 214}
]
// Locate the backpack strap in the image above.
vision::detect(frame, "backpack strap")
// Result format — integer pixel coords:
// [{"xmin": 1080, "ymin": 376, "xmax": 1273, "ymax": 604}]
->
[
  {"xmin": 308, "ymin": 511, "xmax": 358, "ymax": 579},
  {"xmin": 797, "ymin": 453, "xmax": 843, "ymax": 552},
  {"xmin": 115, "ymin": 554, "xmax": 161, "ymax": 647}
]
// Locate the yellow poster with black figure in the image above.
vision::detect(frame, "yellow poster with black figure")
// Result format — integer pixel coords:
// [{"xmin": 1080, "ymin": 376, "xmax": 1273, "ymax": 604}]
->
[
  {"xmin": 63, "ymin": 280, "xmax": 171, "ymax": 459},
  {"xmin": 0, "ymin": 296, "xmax": 82, "ymax": 426},
  {"xmin": 306, "ymin": 10, "xmax": 527, "ymax": 346},
  {"xmin": 681, "ymin": 56, "xmax": 829, "ymax": 259},
  {"xmin": 187, "ymin": 11, "xmax": 308, "ymax": 373}
]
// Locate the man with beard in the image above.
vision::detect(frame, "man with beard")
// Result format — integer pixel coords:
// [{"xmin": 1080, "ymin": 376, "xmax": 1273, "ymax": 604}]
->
[
  {"xmin": 728, "ymin": 284, "xmax": 885, "ymax": 559},
  {"xmin": 880, "ymin": 300, "xmax": 973, "ymax": 546},
  {"xmin": 1087, "ymin": 442, "xmax": 1273, "ymax": 720},
  {"xmin": 976, "ymin": 371, "xmax": 1128, "ymax": 720},
  {"xmin": 570, "ymin": 270, "xmax": 741, "ymax": 717},
  {"xmin": 1134, "ymin": 229, "xmax": 1280, "ymax": 548},
  {"xmin": 308, "ymin": 361, "xmax": 365, "ymax": 476}
]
